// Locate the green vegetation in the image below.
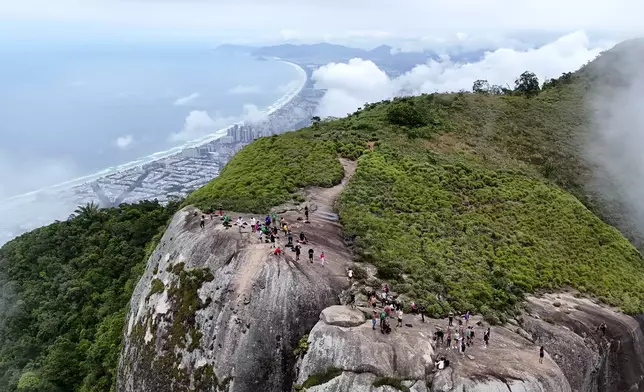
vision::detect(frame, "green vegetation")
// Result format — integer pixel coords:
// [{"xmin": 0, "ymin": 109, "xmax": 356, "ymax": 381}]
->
[
  {"xmin": 0, "ymin": 200, "xmax": 179, "ymax": 392},
  {"xmin": 293, "ymin": 334, "xmax": 309, "ymax": 358},
  {"xmin": 372, "ymin": 376, "xmax": 410, "ymax": 392},
  {"xmin": 166, "ymin": 267, "xmax": 215, "ymax": 351},
  {"xmin": 297, "ymin": 366, "xmax": 342, "ymax": 390},
  {"xmin": 148, "ymin": 278, "xmax": 165, "ymax": 299},
  {"xmin": 184, "ymin": 134, "xmax": 345, "ymax": 213}
]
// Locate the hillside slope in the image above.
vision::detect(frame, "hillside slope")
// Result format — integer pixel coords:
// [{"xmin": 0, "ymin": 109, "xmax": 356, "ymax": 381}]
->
[{"xmin": 182, "ymin": 67, "xmax": 644, "ymax": 320}]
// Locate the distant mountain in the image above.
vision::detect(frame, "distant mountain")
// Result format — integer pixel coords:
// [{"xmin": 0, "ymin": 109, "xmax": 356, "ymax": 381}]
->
[{"xmin": 212, "ymin": 42, "xmax": 491, "ymax": 75}]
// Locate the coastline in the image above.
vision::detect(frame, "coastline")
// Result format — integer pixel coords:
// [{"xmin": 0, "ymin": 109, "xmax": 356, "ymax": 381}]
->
[{"xmin": 1, "ymin": 59, "xmax": 308, "ymax": 205}]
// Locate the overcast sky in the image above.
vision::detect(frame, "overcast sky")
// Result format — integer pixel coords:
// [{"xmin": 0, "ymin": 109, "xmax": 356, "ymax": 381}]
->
[{"xmin": 0, "ymin": 0, "xmax": 642, "ymax": 48}]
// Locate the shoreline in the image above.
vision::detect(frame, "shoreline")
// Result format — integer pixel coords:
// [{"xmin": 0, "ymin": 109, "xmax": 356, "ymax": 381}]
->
[{"xmin": 1, "ymin": 59, "xmax": 308, "ymax": 204}]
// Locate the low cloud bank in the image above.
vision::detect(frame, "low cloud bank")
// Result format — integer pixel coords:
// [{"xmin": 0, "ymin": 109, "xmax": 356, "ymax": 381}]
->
[
  {"xmin": 312, "ymin": 31, "xmax": 609, "ymax": 117},
  {"xmin": 585, "ymin": 40, "xmax": 644, "ymax": 243},
  {"xmin": 228, "ymin": 85, "xmax": 262, "ymax": 94},
  {"xmin": 173, "ymin": 92, "xmax": 200, "ymax": 106},
  {"xmin": 169, "ymin": 104, "xmax": 267, "ymax": 143},
  {"xmin": 115, "ymin": 134, "xmax": 134, "ymax": 150}
]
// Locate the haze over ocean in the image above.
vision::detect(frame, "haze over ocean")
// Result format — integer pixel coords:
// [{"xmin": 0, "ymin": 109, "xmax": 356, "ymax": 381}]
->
[{"xmin": 0, "ymin": 41, "xmax": 300, "ymax": 199}]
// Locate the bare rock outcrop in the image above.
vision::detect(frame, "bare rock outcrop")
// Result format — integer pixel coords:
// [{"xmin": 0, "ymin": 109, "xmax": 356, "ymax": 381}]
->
[
  {"xmin": 521, "ymin": 293, "xmax": 644, "ymax": 392},
  {"xmin": 296, "ymin": 307, "xmax": 570, "ymax": 392},
  {"xmin": 117, "ymin": 160, "xmax": 357, "ymax": 392}
]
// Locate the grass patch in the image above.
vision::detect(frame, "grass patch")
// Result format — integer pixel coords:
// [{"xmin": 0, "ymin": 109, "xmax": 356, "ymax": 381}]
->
[
  {"xmin": 300, "ymin": 366, "xmax": 342, "ymax": 389},
  {"xmin": 148, "ymin": 278, "xmax": 165, "ymax": 299},
  {"xmin": 183, "ymin": 134, "xmax": 345, "ymax": 213},
  {"xmin": 373, "ymin": 376, "xmax": 410, "ymax": 392}
]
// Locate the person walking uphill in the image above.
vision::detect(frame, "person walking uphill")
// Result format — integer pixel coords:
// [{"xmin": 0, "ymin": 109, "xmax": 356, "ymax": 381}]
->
[
  {"xmin": 539, "ymin": 346, "xmax": 545, "ymax": 364},
  {"xmin": 200, "ymin": 215, "xmax": 205, "ymax": 229},
  {"xmin": 308, "ymin": 248, "xmax": 314, "ymax": 263},
  {"xmin": 304, "ymin": 205, "xmax": 309, "ymax": 221}
]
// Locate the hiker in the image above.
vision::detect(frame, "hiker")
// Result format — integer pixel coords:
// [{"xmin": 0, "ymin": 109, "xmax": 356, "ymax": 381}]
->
[
  {"xmin": 304, "ymin": 205, "xmax": 309, "ymax": 220},
  {"xmin": 349, "ymin": 292, "xmax": 356, "ymax": 308},
  {"xmin": 379, "ymin": 310, "xmax": 387, "ymax": 331},
  {"xmin": 273, "ymin": 246, "xmax": 282, "ymax": 255},
  {"xmin": 464, "ymin": 311, "xmax": 471, "ymax": 326},
  {"xmin": 470, "ymin": 326, "xmax": 475, "ymax": 342},
  {"xmin": 383, "ymin": 283, "xmax": 390, "ymax": 294},
  {"xmin": 453, "ymin": 331, "xmax": 460, "ymax": 350},
  {"xmin": 308, "ymin": 248, "xmax": 314, "ymax": 263},
  {"xmin": 465, "ymin": 326, "xmax": 471, "ymax": 346},
  {"xmin": 435, "ymin": 356, "xmax": 449, "ymax": 370},
  {"xmin": 370, "ymin": 293, "xmax": 378, "ymax": 308},
  {"xmin": 223, "ymin": 215, "xmax": 231, "ymax": 227},
  {"xmin": 411, "ymin": 302, "xmax": 418, "ymax": 314},
  {"xmin": 539, "ymin": 346, "xmax": 545, "ymax": 364},
  {"xmin": 265, "ymin": 215, "xmax": 271, "ymax": 226},
  {"xmin": 446, "ymin": 328, "xmax": 452, "ymax": 349},
  {"xmin": 271, "ymin": 213, "xmax": 278, "ymax": 227},
  {"xmin": 295, "ymin": 245, "xmax": 301, "ymax": 261},
  {"xmin": 348, "ymin": 268, "xmax": 354, "ymax": 284},
  {"xmin": 372, "ymin": 311, "xmax": 378, "ymax": 330},
  {"xmin": 434, "ymin": 329, "xmax": 444, "ymax": 344},
  {"xmin": 283, "ymin": 223, "xmax": 289, "ymax": 235},
  {"xmin": 287, "ymin": 231, "xmax": 293, "ymax": 247},
  {"xmin": 460, "ymin": 338, "xmax": 466, "ymax": 355},
  {"xmin": 257, "ymin": 229, "xmax": 263, "ymax": 242},
  {"xmin": 483, "ymin": 327, "xmax": 490, "ymax": 347},
  {"xmin": 448, "ymin": 312, "xmax": 454, "ymax": 327},
  {"xmin": 396, "ymin": 308, "xmax": 403, "ymax": 327},
  {"xmin": 299, "ymin": 232, "xmax": 308, "ymax": 244},
  {"xmin": 236, "ymin": 216, "xmax": 244, "ymax": 226},
  {"xmin": 319, "ymin": 251, "xmax": 326, "ymax": 266},
  {"xmin": 419, "ymin": 305, "xmax": 425, "ymax": 323},
  {"xmin": 384, "ymin": 304, "xmax": 392, "ymax": 318},
  {"xmin": 270, "ymin": 232, "xmax": 276, "ymax": 248},
  {"xmin": 218, "ymin": 206, "xmax": 223, "ymax": 216},
  {"xmin": 200, "ymin": 215, "xmax": 205, "ymax": 229}
]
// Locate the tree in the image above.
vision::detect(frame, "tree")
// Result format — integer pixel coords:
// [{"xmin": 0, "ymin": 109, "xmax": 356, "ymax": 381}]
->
[
  {"xmin": 472, "ymin": 79, "xmax": 490, "ymax": 94},
  {"xmin": 386, "ymin": 101, "xmax": 426, "ymax": 128},
  {"xmin": 514, "ymin": 71, "xmax": 540, "ymax": 97},
  {"xmin": 74, "ymin": 202, "xmax": 100, "ymax": 221}
]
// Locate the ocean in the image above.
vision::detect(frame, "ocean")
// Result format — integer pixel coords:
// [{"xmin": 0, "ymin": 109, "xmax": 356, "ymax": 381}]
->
[{"xmin": 0, "ymin": 42, "xmax": 302, "ymax": 199}]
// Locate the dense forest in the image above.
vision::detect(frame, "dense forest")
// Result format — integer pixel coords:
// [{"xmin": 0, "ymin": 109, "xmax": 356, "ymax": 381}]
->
[{"xmin": 0, "ymin": 200, "xmax": 179, "ymax": 392}]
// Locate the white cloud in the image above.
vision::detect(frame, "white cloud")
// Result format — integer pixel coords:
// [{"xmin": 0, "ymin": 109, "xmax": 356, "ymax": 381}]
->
[
  {"xmin": 228, "ymin": 85, "xmax": 262, "ymax": 95},
  {"xmin": 115, "ymin": 134, "xmax": 134, "ymax": 149},
  {"xmin": 312, "ymin": 31, "xmax": 610, "ymax": 117},
  {"xmin": 1, "ymin": 0, "xmax": 643, "ymax": 45},
  {"xmin": 169, "ymin": 104, "xmax": 267, "ymax": 143},
  {"xmin": 173, "ymin": 92, "xmax": 200, "ymax": 106}
]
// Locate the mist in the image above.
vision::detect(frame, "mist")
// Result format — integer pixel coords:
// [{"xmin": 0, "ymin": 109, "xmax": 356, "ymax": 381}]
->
[{"xmin": 585, "ymin": 40, "xmax": 644, "ymax": 246}]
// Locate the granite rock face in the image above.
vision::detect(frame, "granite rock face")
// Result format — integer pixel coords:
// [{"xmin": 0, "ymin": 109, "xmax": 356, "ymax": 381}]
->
[
  {"xmin": 117, "ymin": 160, "xmax": 357, "ymax": 392},
  {"xmin": 296, "ymin": 306, "xmax": 570, "ymax": 392}
]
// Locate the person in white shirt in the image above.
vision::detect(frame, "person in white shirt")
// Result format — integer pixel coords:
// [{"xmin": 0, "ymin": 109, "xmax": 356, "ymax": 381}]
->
[{"xmin": 396, "ymin": 309, "xmax": 403, "ymax": 327}]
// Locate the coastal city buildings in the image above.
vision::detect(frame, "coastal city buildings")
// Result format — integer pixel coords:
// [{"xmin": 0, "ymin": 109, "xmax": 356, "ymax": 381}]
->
[{"xmin": 0, "ymin": 67, "xmax": 322, "ymax": 245}]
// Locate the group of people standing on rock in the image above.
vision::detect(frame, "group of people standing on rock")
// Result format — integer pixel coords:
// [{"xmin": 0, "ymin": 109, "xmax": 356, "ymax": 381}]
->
[{"xmin": 202, "ymin": 204, "xmax": 328, "ymax": 266}]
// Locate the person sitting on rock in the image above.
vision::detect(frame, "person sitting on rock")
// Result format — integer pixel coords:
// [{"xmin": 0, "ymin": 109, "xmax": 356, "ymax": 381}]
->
[
  {"xmin": 223, "ymin": 215, "xmax": 231, "ymax": 227},
  {"xmin": 273, "ymin": 246, "xmax": 282, "ymax": 255},
  {"xmin": 434, "ymin": 329, "xmax": 444, "ymax": 344},
  {"xmin": 299, "ymin": 232, "xmax": 308, "ymax": 244}
]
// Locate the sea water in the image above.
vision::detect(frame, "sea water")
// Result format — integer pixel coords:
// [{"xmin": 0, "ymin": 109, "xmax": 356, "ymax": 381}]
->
[{"xmin": 0, "ymin": 41, "xmax": 301, "ymax": 199}]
